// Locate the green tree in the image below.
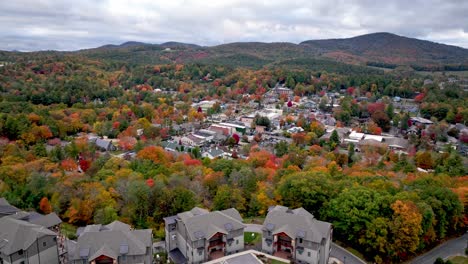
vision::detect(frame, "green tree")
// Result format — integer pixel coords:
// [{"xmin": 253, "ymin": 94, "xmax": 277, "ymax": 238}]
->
[
  {"xmin": 386, "ymin": 103, "xmax": 395, "ymax": 120},
  {"xmin": 128, "ymin": 181, "xmax": 151, "ymax": 227},
  {"xmin": 213, "ymin": 185, "xmax": 245, "ymax": 212},
  {"xmin": 274, "ymin": 141, "xmax": 289, "ymax": 157},
  {"xmin": 321, "ymin": 187, "xmax": 391, "ymax": 242},
  {"xmin": 358, "ymin": 217, "xmax": 390, "ymax": 259},
  {"xmin": 330, "ymin": 130, "xmax": 340, "ymax": 149},
  {"xmin": 277, "ymin": 171, "xmax": 336, "ymax": 218},
  {"xmin": 94, "ymin": 206, "xmax": 118, "ymax": 224},
  {"xmin": 348, "ymin": 143, "xmax": 355, "ymax": 164}
]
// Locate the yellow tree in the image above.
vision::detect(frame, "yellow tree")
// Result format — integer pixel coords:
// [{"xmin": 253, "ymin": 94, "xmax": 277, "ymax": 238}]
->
[{"xmin": 390, "ymin": 200, "xmax": 423, "ymax": 259}]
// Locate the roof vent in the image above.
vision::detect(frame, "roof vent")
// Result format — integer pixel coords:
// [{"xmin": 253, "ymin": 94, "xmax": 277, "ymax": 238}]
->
[
  {"xmin": 266, "ymin": 223, "xmax": 275, "ymax": 231},
  {"xmin": 79, "ymin": 247, "xmax": 90, "ymax": 259},
  {"xmin": 224, "ymin": 223, "xmax": 233, "ymax": 231},
  {"xmin": 286, "ymin": 208, "xmax": 294, "ymax": 214},
  {"xmin": 194, "ymin": 230, "xmax": 205, "ymax": 239}
]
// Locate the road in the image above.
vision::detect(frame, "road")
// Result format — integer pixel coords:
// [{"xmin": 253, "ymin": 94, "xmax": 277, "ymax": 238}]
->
[
  {"xmin": 410, "ymin": 232, "xmax": 468, "ymax": 264},
  {"xmin": 245, "ymin": 224, "xmax": 366, "ymax": 264},
  {"xmin": 330, "ymin": 243, "xmax": 366, "ymax": 264}
]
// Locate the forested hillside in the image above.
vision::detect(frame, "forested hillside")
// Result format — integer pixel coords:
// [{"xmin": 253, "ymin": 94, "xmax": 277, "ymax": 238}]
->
[{"xmin": 3, "ymin": 32, "xmax": 467, "ymax": 71}]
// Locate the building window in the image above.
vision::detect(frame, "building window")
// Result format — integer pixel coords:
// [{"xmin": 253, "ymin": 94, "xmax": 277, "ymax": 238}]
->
[
  {"xmin": 43, "ymin": 242, "xmax": 47, "ymax": 247},
  {"xmin": 299, "ymin": 238, "xmax": 303, "ymax": 244},
  {"xmin": 308, "ymin": 252, "xmax": 311, "ymax": 257},
  {"xmin": 18, "ymin": 249, "xmax": 23, "ymax": 255},
  {"xmin": 236, "ymin": 240, "xmax": 239, "ymax": 245}
]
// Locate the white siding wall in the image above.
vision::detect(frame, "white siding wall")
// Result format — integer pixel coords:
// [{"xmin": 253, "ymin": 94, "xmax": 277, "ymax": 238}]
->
[
  {"xmin": 28, "ymin": 253, "xmax": 40, "ymax": 264},
  {"xmin": 296, "ymin": 248, "xmax": 319, "ymax": 264},
  {"xmin": 261, "ymin": 238, "xmax": 273, "ymax": 254},
  {"xmin": 176, "ymin": 233, "xmax": 188, "ymax": 259},
  {"xmin": 38, "ymin": 245, "xmax": 59, "ymax": 264},
  {"xmin": 188, "ymin": 242, "xmax": 205, "ymax": 264},
  {"xmin": 321, "ymin": 237, "xmax": 331, "ymax": 264},
  {"xmin": 226, "ymin": 235, "xmax": 244, "ymax": 254}
]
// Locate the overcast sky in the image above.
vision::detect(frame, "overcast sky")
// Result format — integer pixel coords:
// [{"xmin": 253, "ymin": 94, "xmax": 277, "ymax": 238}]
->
[{"xmin": 1, "ymin": 0, "xmax": 468, "ymax": 51}]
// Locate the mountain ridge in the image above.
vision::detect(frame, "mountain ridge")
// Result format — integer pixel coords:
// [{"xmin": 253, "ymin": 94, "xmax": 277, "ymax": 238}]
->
[{"xmin": 2, "ymin": 32, "xmax": 468, "ymax": 70}]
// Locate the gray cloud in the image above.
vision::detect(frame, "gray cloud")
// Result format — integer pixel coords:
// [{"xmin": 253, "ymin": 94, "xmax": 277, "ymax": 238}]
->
[{"xmin": 0, "ymin": 0, "xmax": 467, "ymax": 51}]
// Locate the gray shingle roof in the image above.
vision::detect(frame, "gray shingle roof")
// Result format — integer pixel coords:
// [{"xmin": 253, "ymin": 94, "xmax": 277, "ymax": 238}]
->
[
  {"xmin": 0, "ymin": 198, "xmax": 20, "ymax": 216},
  {"xmin": 0, "ymin": 217, "xmax": 57, "ymax": 255},
  {"xmin": 70, "ymin": 221, "xmax": 152, "ymax": 261},
  {"xmin": 176, "ymin": 207, "xmax": 245, "ymax": 242},
  {"xmin": 88, "ymin": 244, "xmax": 119, "ymax": 261},
  {"xmin": 28, "ymin": 212, "xmax": 62, "ymax": 228},
  {"xmin": 263, "ymin": 206, "xmax": 331, "ymax": 244}
]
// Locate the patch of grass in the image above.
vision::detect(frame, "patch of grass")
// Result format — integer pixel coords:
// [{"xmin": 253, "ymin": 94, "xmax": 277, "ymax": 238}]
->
[
  {"xmin": 448, "ymin": 256, "xmax": 468, "ymax": 264},
  {"xmin": 244, "ymin": 232, "xmax": 261, "ymax": 244},
  {"xmin": 61, "ymin": 222, "xmax": 77, "ymax": 240},
  {"xmin": 270, "ymin": 259, "xmax": 288, "ymax": 264}
]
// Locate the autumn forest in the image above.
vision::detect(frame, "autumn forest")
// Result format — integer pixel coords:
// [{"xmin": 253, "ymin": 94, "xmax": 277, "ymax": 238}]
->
[{"xmin": 0, "ymin": 50, "xmax": 466, "ymax": 264}]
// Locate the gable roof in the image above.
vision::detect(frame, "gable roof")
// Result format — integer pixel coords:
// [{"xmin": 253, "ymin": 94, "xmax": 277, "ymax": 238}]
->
[
  {"xmin": 9, "ymin": 211, "xmax": 62, "ymax": 228},
  {"xmin": 263, "ymin": 206, "xmax": 331, "ymax": 244},
  {"xmin": 0, "ymin": 217, "xmax": 57, "ymax": 255},
  {"xmin": 203, "ymin": 148, "xmax": 225, "ymax": 158},
  {"xmin": 88, "ymin": 244, "xmax": 119, "ymax": 261},
  {"xmin": 95, "ymin": 138, "xmax": 114, "ymax": 150},
  {"xmin": 70, "ymin": 221, "xmax": 152, "ymax": 261},
  {"xmin": 175, "ymin": 207, "xmax": 245, "ymax": 242}
]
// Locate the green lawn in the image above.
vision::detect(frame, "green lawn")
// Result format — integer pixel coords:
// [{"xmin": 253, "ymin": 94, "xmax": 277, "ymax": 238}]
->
[
  {"xmin": 244, "ymin": 232, "xmax": 261, "ymax": 244},
  {"xmin": 448, "ymin": 256, "xmax": 468, "ymax": 264},
  {"xmin": 61, "ymin": 222, "xmax": 77, "ymax": 240},
  {"xmin": 270, "ymin": 259, "xmax": 288, "ymax": 264}
]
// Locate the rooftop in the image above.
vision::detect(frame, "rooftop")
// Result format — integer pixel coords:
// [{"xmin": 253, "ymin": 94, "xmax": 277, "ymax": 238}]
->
[{"xmin": 263, "ymin": 206, "xmax": 331, "ymax": 244}]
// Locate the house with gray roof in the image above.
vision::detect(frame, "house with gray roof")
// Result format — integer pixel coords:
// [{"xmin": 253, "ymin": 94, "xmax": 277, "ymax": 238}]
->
[
  {"xmin": 0, "ymin": 217, "xmax": 59, "ymax": 264},
  {"xmin": 69, "ymin": 220, "xmax": 152, "ymax": 264},
  {"xmin": 262, "ymin": 206, "xmax": 332, "ymax": 264},
  {"xmin": 164, "ymin": 207, "xmax": 245, "ymax": 264},
  {"xmin": 201, "ymin": 148, "xmax": 226, "ymax": 159},
  {"xmin": 8, "ymin": 211, "xmax": 67, "ymax": 261}
]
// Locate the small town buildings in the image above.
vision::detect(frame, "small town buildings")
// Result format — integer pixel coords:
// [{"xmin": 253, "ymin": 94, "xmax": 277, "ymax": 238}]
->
[
  {"xmin": 202, "ymin": 148, "xmax": 226, "ymax": 159},
  {"xmin": 218, "ymin": 122, "xmax": 247, "ymax": 134},
  {"xmin": 178, "ymin": 135, "xmax": 206, "ymax": 147},
  {"xmin": 191, "ymin": 100, "xmax": 218, "ymax": 113},
  {"xmin": 287, "ymin": 127, "xmax": 304, "ymax": 133},
  {"xmin": 410, "ymin": 117, "xmax": 433, "ymax": 126},
  {"xmin": 88, "ymin": 136, "xmax": 117, "ymax": 152},
  {"xmin": 0, "ymin": 217, "xmax": 60, "ymax": 264},
  {"xmin": 262, "ymin": 206, "xmax": 332, "ymax": 264},
  {"xmin": 164, "ymin": 207, "xmax": 245, "ymax": 264},
  {"xmin": 69, "ymin": 221, "xmax": 153, "ymax": 264}
]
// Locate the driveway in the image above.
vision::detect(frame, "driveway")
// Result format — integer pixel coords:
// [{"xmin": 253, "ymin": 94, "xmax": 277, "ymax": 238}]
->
[
  {"xmin": 244, "ymin": 224, "xmax": 366, "ymax": 264},
  {"xmin": 410, "ymin": 232, "xmax": 468, "ymax": 264},
  {"xmin": 330, "ymin": 243, "xmax": 367, "ymax": 264},
  {"xmin": 245, "ymin": 224, "xmax": 263, "ymax": 233}
]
